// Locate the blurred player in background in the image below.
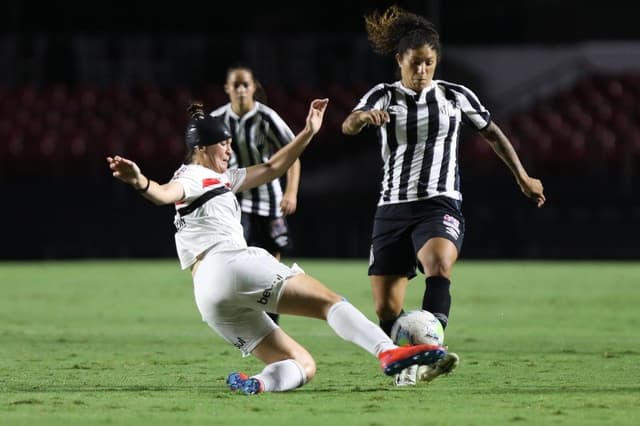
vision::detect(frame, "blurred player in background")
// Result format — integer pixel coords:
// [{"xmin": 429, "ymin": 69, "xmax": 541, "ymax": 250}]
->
[
  {"xmin": 342, "ymin": 5, "xmax": 546, "ymax": 386},
  {"xmin": 210, "ymin": 65, "xmax": 300, "ymax": 325},
  {"xmin": 107, "ymin": 98, "xmax": 447, "ymax": 396}
]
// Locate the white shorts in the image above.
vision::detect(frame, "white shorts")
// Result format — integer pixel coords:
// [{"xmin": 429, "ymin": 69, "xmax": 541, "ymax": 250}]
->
[{"xmin": 192, "ymin": 246, "xmax": 300, "ymax": 356}]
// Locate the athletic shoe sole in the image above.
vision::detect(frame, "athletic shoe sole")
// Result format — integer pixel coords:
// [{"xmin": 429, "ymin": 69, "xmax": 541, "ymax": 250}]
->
[
  {"xmin": 383, "ymin": 347, "xmax": 447, "ymax": 376},
  {"xmin": 226, "ymin": 372, "xmax": 249, "ymax": 391},
  {"xmin": 418, "ymin": 352, "xmax": 460, "ymax": 382}
]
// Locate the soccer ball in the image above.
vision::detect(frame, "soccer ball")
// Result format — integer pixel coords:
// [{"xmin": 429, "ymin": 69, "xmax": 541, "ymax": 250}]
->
[{"xmin": 390, "ymin": 310, "xmax": 444, "ymax": 346}]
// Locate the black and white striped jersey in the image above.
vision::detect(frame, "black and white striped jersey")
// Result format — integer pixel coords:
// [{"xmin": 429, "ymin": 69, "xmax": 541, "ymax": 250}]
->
[
  {"xmin": 210, "ymin": 102, "xmax": 295, "ymax": 217},
  {"xmin": 353, "ymin": 80, "xmax": 491, "ymax": 206}
]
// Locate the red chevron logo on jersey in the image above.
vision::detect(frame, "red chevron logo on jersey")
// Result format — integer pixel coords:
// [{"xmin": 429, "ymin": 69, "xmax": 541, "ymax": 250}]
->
[{"xmin": 202, "ymin": 178, "xmax": 221, "ymax": 188}]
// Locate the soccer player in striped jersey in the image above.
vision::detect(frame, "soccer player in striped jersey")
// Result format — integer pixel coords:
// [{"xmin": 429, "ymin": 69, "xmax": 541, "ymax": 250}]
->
[
  {"xmin": 107, "ymin": 98, "xmax": 448, "ymax": 396},
  {"xmin": 210, "ymin": 66, "xmax": 301, "ymax": 325},
  {"xmin": 342, "ymin": 5, "xmax": 546, "ymax": 386}
]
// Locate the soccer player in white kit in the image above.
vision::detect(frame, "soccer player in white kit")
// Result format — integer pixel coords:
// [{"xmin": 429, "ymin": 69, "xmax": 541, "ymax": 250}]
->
[{"xmin": 107, "ymin": 98, "xmax": 447, "ymax": 395}]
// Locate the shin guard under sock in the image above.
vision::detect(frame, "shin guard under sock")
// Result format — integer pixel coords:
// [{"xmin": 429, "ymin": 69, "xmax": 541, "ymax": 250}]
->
[{"xmin": 422, "ymin": 276, "xmax": 451, "ymax": 329}]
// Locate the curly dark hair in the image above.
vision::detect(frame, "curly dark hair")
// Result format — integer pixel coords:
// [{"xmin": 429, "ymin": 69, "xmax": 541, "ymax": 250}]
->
[{"xmin": 364, "ymin": 5, "xmax": 441, "ymax": 58}]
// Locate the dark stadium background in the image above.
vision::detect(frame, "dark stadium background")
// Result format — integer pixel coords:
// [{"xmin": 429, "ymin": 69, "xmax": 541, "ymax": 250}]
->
[{"xmin": 2, "ymin": 0, "xmax": 639, "ymax": 260}]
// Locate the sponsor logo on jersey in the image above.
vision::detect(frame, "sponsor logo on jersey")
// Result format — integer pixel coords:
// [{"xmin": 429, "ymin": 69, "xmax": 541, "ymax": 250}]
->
[
  {"xmin": 388, "ymin": 105, "xmax": 408, "ymax": 115},
  {"xmin": 256, "ymin": 273, "xmax": 285, "ymax": 305},
  {"xmin": 257, "ymin": 284, "xmax": 275, "ymax": 305},
  {"xmin": 233, "ymin": 337, "xmax": 247, "ymax": 349}
]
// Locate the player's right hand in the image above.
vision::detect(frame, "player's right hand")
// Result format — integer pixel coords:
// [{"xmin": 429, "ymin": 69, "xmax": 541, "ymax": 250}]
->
[
  {"xmin": 106, "ymin": 155, "xmax": 142, "ymax": 186},
  {"xmin": 361, "ymin": 110, "xmax": 390, "ymax": 127}
]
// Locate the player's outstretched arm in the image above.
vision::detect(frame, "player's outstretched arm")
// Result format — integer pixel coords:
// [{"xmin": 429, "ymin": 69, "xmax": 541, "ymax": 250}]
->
[
  {"xmin": 280, "ymin": 158, "xmax": 300, "ymax": 216},
  {"xmin": 240, "ymin": 98, "xmax": 328, "ymax": 192},
  {"xmin": 106, "ymin": 155, "xmax": 184, "ymax": 205},
  {"xmin": 479, "ymin": 122, "xmax": 546, "ymax": 208}
]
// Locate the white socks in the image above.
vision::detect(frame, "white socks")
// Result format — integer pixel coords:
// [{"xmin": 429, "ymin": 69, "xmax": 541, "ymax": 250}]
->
[
  {"xmin": 248, "ymin": 301, "xmax": 396, "ymax": 393},
  {"xmin": 253, "ymin": 359, "xmax": 307, "ymax": 392},
  {"xmin": 326, "ymin": 300, "xmax": 396, "ymax": 356}
]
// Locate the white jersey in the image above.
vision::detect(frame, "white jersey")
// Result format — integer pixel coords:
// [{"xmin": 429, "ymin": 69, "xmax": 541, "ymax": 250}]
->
[{"xmin": 171, "ymin": 164, "xmax": 248, "ymax": 269}]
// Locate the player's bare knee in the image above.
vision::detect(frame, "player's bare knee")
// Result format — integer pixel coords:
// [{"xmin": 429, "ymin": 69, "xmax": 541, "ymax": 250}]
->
[
  {"xmin": 430, "ymin": 262, "xmax": 453, "ymax": 278},
  {"xmin": 375, "ymin": 303, "xmax": 402, "ymax": 320},
  {"xmin": 421, "ymin": 256, "xmax": 454, "ymax": 278}
]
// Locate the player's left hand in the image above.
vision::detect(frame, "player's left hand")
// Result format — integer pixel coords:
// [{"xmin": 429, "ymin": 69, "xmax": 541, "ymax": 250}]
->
[
  {"xmin": 306, "ymin": 98, "xmax": 329, "ymax": 135},
  {"xmin": 280, "ymin": 194, "xmax": 298, "ymax": 215},
  {"xmin": 519, "ymin": 176, "xmax": 546, "ymax": 207}
]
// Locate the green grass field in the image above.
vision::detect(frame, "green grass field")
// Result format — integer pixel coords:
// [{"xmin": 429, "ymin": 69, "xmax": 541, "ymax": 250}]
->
[{"xmin": 1, "ymin": 260, "xmax": 639, "ymax": 425}]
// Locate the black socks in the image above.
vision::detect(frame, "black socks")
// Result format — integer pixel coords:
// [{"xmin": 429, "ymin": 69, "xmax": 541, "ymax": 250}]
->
[
  {"xmin": 379, "ymin": 309, "xmax": 404, "ymax": 337},
  {"xmin": 422, "ymin": 276, "xmax": 451, "ymax": 329}
]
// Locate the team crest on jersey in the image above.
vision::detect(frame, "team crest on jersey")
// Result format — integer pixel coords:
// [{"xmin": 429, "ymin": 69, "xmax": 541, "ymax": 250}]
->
[
  {"xmin": 443, "ymin": 214, "xmax": 460, "ymax": 240},
  {"xmin": 173, "ymin": 213, "xmax": 186, "ymax": 232},
  {"xmin": 439, "ymin": 102, "xmax": 456, "ymax": 117}
]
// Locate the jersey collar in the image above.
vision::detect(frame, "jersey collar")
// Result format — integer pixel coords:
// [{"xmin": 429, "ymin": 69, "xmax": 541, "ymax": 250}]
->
[
  {"xmin": 395, "ymin": 80, "xmax": 437, "ymax": 101},
  {"xmin": 227, "ymin": 102, "xmax": 260, "ymax": 122}
]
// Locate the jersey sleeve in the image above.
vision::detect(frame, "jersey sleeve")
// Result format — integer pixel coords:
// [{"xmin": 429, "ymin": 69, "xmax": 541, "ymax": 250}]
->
[
  {"xmin": 171, "ymin": 167, "xmax": 201, "ymax": 200},
  {"xmin": 353, "ymin": 83, "xmax": 389, "ymax": 112},
  {"xmin": 440, "ymin": 81, "xmax": 491, "ymax": 130},
  {"xmin": 227, "ymin": 168, "xmax": 247, "ymax": 192}
]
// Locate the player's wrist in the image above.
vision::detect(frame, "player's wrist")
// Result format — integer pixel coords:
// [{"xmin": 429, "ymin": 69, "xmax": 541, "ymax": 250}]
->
[{"xmin": 135, "ymin": 176, "xmax": 150, "ymax": 193}]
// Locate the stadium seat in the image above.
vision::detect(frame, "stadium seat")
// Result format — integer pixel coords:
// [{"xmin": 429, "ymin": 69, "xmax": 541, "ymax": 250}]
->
[
  {"xmin": 462, "ymin": 135, "xmax": 500, "ymax": 173},
  {"xmin": 3, "ymin": 72, "xmax": 637, "ymax": 178},
  {"xmin": 130, "ymin": 131, "xmax": 157, "ymax": 165},
  {"xmin": 103, "ymin": 131, "xmax": 127, "ymax": 158},
  {"xmin": 591, "ymin": 125, "xmax": 618, "ymax": 163},
  {"xmin": 555, "ymin": 131, "xmax": 587, "ymax": 172},
  {"xmin": 67, "ymin": 131, "xmax": 88, "ymax": 159},
  {"xmin": 201, "ymin": 84, "xmax": 226, "ymax": 108},
  {"xmin": 76, "ymin": 86, "xmax": 98, "ymax": 109},
  {"xmin": 564, "ymin": 103, "xmax": 593, "ymax": 130},
  {"xmin": 326, "ymin": 82, "xmax": 357, "ymax": 111}
]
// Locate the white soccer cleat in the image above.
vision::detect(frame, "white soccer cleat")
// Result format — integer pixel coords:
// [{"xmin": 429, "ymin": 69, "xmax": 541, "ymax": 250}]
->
[
  {"xmin": 417, "ymin": 352, "xmax": 460, "ymax": 383},
  {"xmin": 394, "ymin": 365, "xmax": 417, "ymax": 386}
]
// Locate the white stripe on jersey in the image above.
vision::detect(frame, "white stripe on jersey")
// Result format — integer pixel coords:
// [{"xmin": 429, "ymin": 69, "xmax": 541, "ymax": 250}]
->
[
  {"xmin": 210, "ymin": 102, "xmax": 294, "ymax": 217},
  {"xmin": 353, "ymin": 79, "xmax": 490, "ymax": 206}
]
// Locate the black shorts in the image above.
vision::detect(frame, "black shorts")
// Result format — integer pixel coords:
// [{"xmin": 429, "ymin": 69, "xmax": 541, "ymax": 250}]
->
[
  {"xmin": 241, "ymin": 213, "xmax": 291, "ymax": 254},
  {"xmin": 368, "ymin": 196, "xmax": 465, "ymax": 279}
]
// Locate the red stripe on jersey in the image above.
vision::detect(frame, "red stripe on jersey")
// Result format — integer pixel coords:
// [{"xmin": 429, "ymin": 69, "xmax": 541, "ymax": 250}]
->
[{"xmin": 202, "ymin": 178, "xmax": 220, "ymax": 188}]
